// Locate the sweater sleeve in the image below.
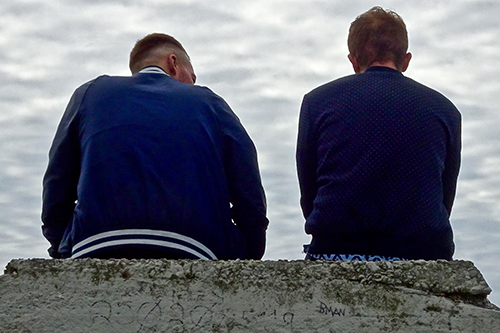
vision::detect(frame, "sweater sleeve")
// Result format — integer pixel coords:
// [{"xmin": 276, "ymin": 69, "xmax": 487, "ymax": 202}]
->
[
  {"xmin": 442, "ymin": 109, "xmax": 462, "ymax": 215},
  {"xmin": 296, "ymin": 94, "xmax": 318, "ymax": 219},
  {"xmin": 41, "ymin": 81, "xmax": 93, "ymax": 258},
  {"xmin": 213, "ymin": 94, "xmax": 269, "ymax": 259}
]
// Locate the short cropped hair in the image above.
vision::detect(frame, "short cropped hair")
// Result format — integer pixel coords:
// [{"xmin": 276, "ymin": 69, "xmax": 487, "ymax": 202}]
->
[
  {"xmin": 348, "ymin": 7, "xmax": 408, "ymax": 71},
  {"xmin": 129, "ymin": 33, "xmax": 190, "ymax": 74}
]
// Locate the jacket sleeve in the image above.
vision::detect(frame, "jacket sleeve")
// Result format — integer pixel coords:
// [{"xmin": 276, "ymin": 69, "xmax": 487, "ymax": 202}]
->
[
  {"xmin": 296, "ymin": 94, "xmax": 318, "ymax": 219},
  {"xmin": 213, "ymin": 95, "xmax": 269, "ymax": 259},
  {"xmin": 41, "ymin": 82, "xmax": 92, "ymax": 258}
]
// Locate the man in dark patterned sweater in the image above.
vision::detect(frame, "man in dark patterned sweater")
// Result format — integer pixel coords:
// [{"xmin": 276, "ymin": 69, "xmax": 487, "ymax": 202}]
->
[{"xmin": 297, "ymin": 7, "xmax": 461, "ymax": 261}]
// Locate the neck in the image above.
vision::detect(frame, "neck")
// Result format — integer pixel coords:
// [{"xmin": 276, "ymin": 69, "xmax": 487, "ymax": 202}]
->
[{"xmin": 361, "ymin": 61, "xmax": 399, "ymax": 73}]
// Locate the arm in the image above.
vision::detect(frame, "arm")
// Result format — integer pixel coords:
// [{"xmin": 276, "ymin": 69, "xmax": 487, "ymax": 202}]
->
[
  {"xmin": 41, "ymin": 82, "xmax": 91, "ymax": 257},
  {"xmin": 214, "ymin": 96, "xmax": 269, "ymax": 259},
  {"xmin": 296, "ymin": 95, "xmax": 318, "ymax": 219}
]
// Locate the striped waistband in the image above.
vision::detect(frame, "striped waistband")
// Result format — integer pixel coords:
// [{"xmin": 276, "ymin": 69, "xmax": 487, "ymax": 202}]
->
[{"xmin": 71, "ymin": 229, "xmax": 217, "ymax": 260}]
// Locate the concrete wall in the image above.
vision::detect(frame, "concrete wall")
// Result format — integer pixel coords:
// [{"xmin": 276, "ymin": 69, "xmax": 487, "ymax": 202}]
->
[{"xmin": 1, "ymin": 259, "xmax": 499, "ymax": 332}]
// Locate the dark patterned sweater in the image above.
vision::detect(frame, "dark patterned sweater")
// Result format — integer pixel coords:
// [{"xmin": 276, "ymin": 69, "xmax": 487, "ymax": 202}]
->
[{"xmin": 297, "ymin": 66, "xmax": 461, "ymax": 260}]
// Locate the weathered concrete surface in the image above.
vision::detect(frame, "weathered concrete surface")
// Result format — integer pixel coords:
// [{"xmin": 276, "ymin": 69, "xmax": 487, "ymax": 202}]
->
[{"xmin": 0, "ymin": 259, "xmax": 499, "ymax": 332}]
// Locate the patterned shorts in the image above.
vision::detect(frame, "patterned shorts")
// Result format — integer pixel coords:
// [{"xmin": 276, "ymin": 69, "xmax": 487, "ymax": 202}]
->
[{"xmin": 304, "ymin": 252, "xmax": 408, "ymax": 262}]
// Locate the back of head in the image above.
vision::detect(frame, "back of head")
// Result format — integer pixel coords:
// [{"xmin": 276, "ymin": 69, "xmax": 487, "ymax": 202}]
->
[
  {"xmin": 348, "ymin": 7, "xmax": 408, "ymax": 71},
  {"xmin": 129, "ymin": 33, "xmax": 190, "ymax": 74}
]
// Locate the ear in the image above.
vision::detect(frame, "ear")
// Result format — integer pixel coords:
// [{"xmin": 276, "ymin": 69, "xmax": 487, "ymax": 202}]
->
[
  {"xmin": 348, "ymin": 54, "xmax": 362, "ymax": 73},
  {"xmin": 401, "ymin": 52, "xmax": 412, "ymax": 72},
  {"xmin": 165, "ymin": 53, "xmax": 178, "ymax": 76}
]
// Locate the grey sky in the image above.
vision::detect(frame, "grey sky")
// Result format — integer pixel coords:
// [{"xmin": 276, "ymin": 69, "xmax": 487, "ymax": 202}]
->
[{"xmin": 1, "ymin": 0, "xmax": 499, "ymax": 304}]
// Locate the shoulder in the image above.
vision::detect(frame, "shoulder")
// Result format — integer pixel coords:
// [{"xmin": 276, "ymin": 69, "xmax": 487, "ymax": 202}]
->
[
  {"xmin": 66, "ymin": 76, "xmax": 108, "ymax": 111},
  {"xmin": 72, "ymin": 75, "xmax": 111, "ymax": 98},
  {"xmin": 404, "ymin": 77, "xmax": 461, "ymax": 115},
  {"xmin": 189, "ymin": 86, "xmax": 245, "ymax": 128},
  {"xmin": 184, "ymin": 85, "xmax": 233, "ymax": 112},
  {"xmin": 180, "ymin": 83, "xmax": 224, "ymax": 100},
  {"xmin": 302, "ymin": 74, "xmax": 359, "ymax": 110},
  {"xmin": 307, "ymin": 74, "xmax": 358, "ymax": 97},
  {"xmin": 304, "ymin": 73, "xmax": 365, "ymax": 103}
]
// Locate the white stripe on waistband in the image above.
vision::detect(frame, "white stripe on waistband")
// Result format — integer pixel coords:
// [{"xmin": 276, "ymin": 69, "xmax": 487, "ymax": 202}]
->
[
  {"xmin": 71, "ymin": 238, "xmax": 212, "ymax": 260},
  {"xmin": 72, "ymin": 229, "xmax": 217, "ymax": 260}
]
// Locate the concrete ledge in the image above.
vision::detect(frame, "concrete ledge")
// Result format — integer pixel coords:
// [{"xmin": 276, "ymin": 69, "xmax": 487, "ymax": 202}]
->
[{"xmin": 1, "ymin": 259, "xmax": 499, "ymax": 332}]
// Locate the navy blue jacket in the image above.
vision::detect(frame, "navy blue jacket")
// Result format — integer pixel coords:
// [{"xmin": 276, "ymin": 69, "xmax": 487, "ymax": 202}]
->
[
  {"xmin": 297, "ymin": 67, "xmax": 461, "ymax": 260},
  {"xmin": 42, "ymin": 67, "xmax": 268, "ymax": 260}
]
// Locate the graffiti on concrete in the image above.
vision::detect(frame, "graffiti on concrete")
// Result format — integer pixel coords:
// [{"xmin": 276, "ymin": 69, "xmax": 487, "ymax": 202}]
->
[
  {"xmin": 316, "ymin": 300, "xmax": 347, "ymax": 317},
  {"xmin": 89, "ymin": 297, "xmax": 302, "ymax": 332}
]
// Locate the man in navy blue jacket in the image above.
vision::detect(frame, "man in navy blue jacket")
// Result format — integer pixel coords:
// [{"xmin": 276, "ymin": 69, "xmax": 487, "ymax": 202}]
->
[
  {"xmin": 42, "ymin": 33, "xmax": 268, "ymax": 260},
  {"xmin": 297, "ymin": 7, "xmax": 461, "ymax": 261}
]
